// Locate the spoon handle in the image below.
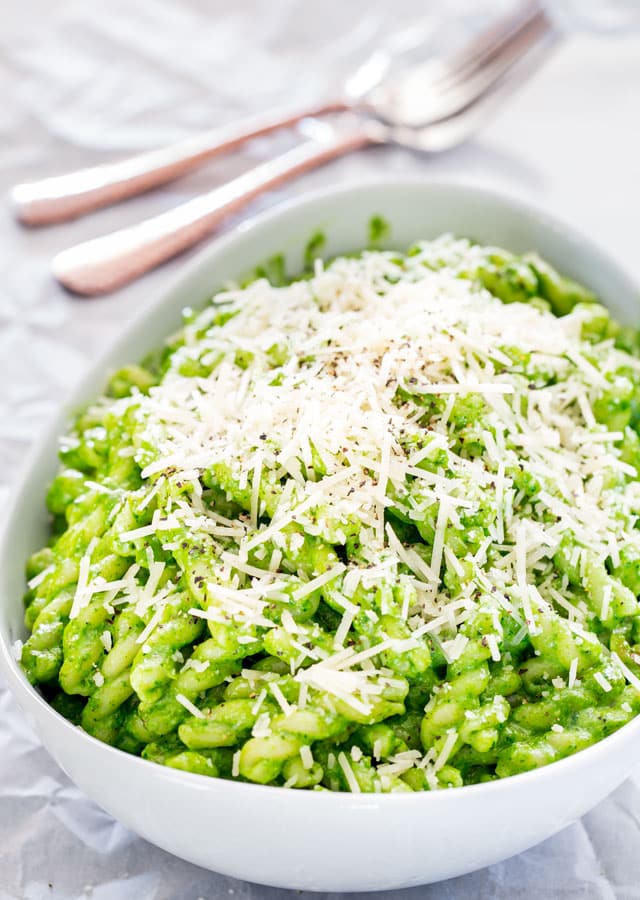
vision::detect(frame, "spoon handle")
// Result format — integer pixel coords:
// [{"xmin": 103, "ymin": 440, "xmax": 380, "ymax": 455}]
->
[
  {"xmin": 53, "ymin": 123, "xmax": 379, "ymax": 296},
  {"xmin": 11, "ymin": 100, "xmax": 347, "ymax": 226}
]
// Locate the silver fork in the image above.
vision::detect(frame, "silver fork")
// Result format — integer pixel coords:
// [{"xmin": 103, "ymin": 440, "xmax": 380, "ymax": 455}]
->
[
  {"xmin": 52, "ymin": 12, "xmax": 556, "ymax": 296},
  {"xmin": 12, "ymin": 2, "xmax": 549, "ymax": 227}
]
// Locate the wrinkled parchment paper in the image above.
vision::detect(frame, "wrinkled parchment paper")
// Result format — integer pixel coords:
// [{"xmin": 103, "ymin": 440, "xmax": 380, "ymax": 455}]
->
[{"xmin": 2, "ymin": 2, "xmax": 640, "ymax": 897}]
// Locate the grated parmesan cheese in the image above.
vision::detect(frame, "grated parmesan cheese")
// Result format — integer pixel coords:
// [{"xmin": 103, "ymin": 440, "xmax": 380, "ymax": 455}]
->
[
  {"xmin": 593, "ymin": 672, "xmax": 613, "ymax": 693},
  {"xmin": 37, "ymin": 237, "xmax": 640, "ymax": 793},
  {"xmin": 176, "ymin": 693, "xmax": 204, "ymax": 718},
  {"xmin": 568, "ymin": 657, "xmax": 579, "ymax": 689},
  {"xmin": 337, "ymin": 751, "xmax": 361, "ymax": 793},
  {"xmin": 300, "ymin": 745, "xmax": 314, "ymax": 769}
]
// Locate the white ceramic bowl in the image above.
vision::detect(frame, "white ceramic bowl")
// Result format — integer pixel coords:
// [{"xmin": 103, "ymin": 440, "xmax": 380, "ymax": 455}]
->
[{"xmin": 2, "ymin": 180, "xmax": 640, "ymax": 892}]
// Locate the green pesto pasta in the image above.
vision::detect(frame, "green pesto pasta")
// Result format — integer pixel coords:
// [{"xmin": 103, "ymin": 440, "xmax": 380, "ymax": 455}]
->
[{"xmin": 20, "ymin": 234, "xmax": 640, "ymax": 793}]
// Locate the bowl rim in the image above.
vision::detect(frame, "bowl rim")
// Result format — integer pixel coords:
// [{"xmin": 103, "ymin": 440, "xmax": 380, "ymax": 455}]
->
[{"xmin": 2, "ymin": 175, "xmax": 640, "ymax": 803}]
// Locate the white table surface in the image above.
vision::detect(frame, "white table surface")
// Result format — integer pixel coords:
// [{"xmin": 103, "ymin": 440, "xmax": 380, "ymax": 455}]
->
[{"xmin": 2, "ymin": 2, "xmax": 640, "ymax": 897}]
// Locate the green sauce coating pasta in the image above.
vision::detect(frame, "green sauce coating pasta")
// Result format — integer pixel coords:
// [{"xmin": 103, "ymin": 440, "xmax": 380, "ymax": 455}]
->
[{"xmin": 21, "ymin": 235, "xmax": 640, "ymax": 791}]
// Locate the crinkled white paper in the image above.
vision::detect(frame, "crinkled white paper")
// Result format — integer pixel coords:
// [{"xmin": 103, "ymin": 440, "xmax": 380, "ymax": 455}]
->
[{"xmin": 2, "ymin": 2, "xmax": 640, "ymax": 897}]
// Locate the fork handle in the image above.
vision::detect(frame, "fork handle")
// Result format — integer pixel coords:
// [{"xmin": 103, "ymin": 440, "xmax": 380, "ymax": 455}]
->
[
  {"xmin": 53, "ymin": 123, "xmax": 379, "ymax": 296},
  {"xmin": 11, "ymin": 100, "xmax": 347, "ymax": 226}
]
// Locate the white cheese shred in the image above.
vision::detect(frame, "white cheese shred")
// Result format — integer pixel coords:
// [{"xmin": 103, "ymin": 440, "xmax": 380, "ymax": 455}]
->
[
  {"xmin": 337, "ymin": 751, "xmax": 361, "ymax": 793},
  {"xmin": 176, "ymin": 693, "xmax": 204, "ymax": 718}
]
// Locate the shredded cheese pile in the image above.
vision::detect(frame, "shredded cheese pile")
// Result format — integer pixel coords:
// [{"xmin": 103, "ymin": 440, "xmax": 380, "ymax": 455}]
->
[
  {"xmin": 65, "ymin": 238, "xmax": 640, "ymax": 765},
  {"xmin": 131, "ymin": 240, "xmax": 640, "ymax": 617}
]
